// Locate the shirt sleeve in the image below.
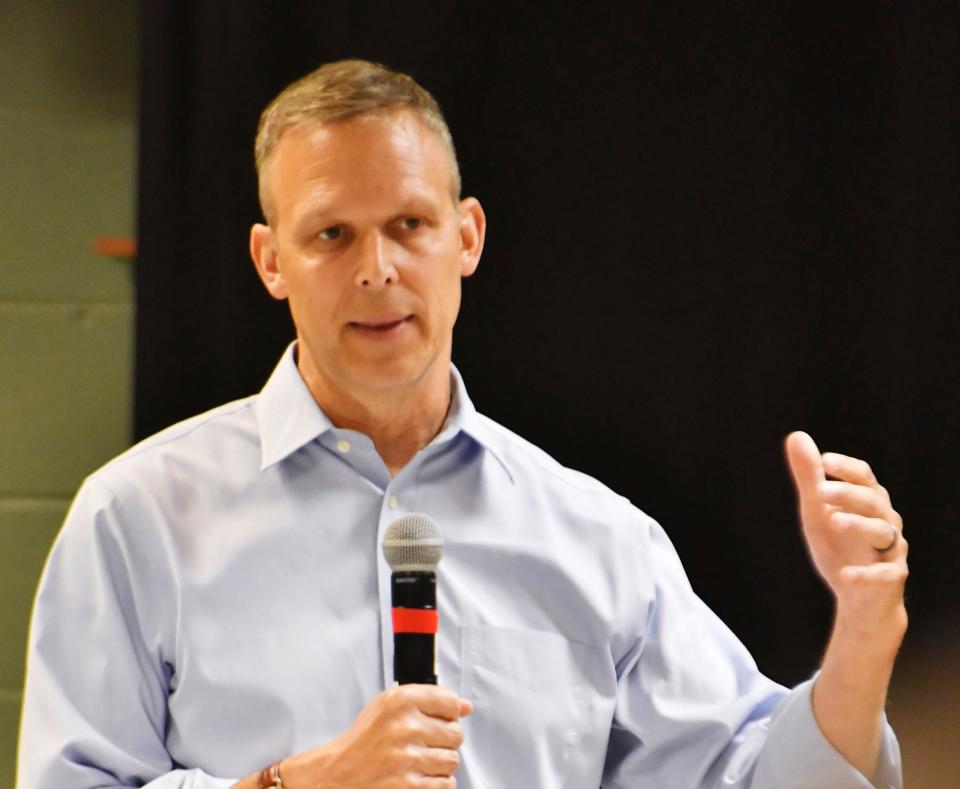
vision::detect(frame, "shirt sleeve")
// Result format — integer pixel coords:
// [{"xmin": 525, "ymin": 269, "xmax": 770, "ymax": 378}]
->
[
  {"xmin": 602, "ymin": 515, "xmax": 903, "ymax": 789},
  {"xmin": 750, "ymin": 677, "xmax": 902, "ymax": 789},
  {"xmin": 16, "ymin": 477, "xmax": 239, "ymax": 789}
]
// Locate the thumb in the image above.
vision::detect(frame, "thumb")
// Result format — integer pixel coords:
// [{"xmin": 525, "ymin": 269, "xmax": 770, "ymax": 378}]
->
[{"xmin": 784, "ymin": 430, "xmax": 825, "ymax": 503}]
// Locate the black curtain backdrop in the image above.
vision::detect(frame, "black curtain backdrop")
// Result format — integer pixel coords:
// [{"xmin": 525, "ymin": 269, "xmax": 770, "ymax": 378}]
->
[{"xmin": 137, "ymin": 3, "xmax": 959, "ymax": 686}]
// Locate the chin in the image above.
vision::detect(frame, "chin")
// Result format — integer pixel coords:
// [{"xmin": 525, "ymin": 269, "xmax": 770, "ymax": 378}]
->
[{"xmin": 348, "ymin": 357, "xmax": 436, "ymax": 392}]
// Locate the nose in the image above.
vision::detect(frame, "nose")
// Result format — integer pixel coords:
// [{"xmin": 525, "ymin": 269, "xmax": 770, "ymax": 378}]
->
[{"xmin": 355, "ymin": 231, "xmax": 398, "ymax": 289}]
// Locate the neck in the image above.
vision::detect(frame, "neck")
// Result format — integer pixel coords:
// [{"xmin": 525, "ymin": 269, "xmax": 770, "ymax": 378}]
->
[{"xmin": 298, "ymin": 355, "xmax": 453, "ymax": 477}]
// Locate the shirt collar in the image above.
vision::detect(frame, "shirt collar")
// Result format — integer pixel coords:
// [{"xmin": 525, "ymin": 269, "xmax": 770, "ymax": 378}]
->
[
  {"xmin": 442, "ymin": 364, "xmax": 515, "ymax": 484},
  {"xmin": 256, "ymin": 343, "xmax": 334, "ymax": 470},
  {"xmin": 256, "ymin": 343, "xmax": 514, "ymax": 482}
]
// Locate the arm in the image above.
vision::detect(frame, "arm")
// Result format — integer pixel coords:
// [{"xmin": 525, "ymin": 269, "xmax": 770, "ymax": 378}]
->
[
  {"xmin": 17, "ymin": 479, "xmax": 236, "ymax": 788},
  {"xmin": 602, "ymin": 507, "xmax": 902, "ymax": 788},
  {"xmin": 785, "ymin": 431, "xmax": 908, "ymax": 781},
  {"xmin": 18, "ymin": 478, "xmax": 469, "ymax": 789}
]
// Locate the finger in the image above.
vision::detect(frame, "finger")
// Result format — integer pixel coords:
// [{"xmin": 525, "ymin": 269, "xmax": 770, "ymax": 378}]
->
[
  {"xmin": 407, "ymin": 685, "xmax": 469, "ymax": 721},
  {"xmin": 877, "ymin": 528, "xmax": 908, "ymax": 561},
  {"xmin": 830, "ymin": 512, "xmax": 899, "ymax": 551},
  {"xmin": 821, "ymin": 452, "xmax": 878, "ymax": 486},
  {"xmin": 419, "ymin": 719, "xmax": 464, "ymax": 749},
  {"xmin": 840, "ymin": 559, "xmax": 909, "ymax": 587},
  {"xmin": 416, "ymin": 745, "xmax": 461, "ymax": 777},
  {"xmin": 819, "ymin": 481, "xmax": 889, "ymax": 518},
  {"xmin": 785, "ymin": 431, "xmax": 825, "ymax": 504}
]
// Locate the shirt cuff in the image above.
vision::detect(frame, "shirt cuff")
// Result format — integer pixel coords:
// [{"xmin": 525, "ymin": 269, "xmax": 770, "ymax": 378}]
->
[
  {"xmin": 753, "ymin": 676, "xmax": 902, "ymax": 789},
  {"xmin": 141, "ymin": 769, "xmax": 237, "ymax": 788}
]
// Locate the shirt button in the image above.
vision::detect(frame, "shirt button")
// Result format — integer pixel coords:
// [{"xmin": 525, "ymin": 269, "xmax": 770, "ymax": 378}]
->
[
  {"xmin": 388, "ymin": 495, "xmax": 398, "ymax": 510},
  {"xmin": 336, "ymin": 439, "xmax": 351, "ymax": 453}
]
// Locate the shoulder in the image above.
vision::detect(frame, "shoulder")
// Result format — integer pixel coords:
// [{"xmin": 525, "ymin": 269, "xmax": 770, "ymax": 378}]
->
[
  {"xmin": 108, "ymin": 396, "xmax": 255, "ymax": 465},
  {"xmin": 473, "ymin": 412, "xmax": 640, "ymax": 512},
  {"xmin": 52, "ymin": 396, "xmax": 262, "ymax": 574},
  {"xmin": 84, "ymin": 395, "xmax": 260, "ymax": 502},
  {"xmin": 469, "ymin": 412, "xmax": 664, "ymax": 632}
]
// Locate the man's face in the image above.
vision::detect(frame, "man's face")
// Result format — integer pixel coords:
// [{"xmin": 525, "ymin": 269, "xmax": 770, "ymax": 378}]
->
[{"xmin": 251, "ymin": 111, "xmax": 484, "ymax": 400}]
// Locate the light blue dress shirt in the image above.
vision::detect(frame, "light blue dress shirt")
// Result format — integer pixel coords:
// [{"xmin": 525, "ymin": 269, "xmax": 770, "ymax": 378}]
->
[{"xmin": 19, "ymin": 345, "xmax": 902, "ymax": 788}]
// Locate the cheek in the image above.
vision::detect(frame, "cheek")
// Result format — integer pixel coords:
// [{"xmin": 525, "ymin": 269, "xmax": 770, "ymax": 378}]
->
[
  {"xmin": 439, "ymin": 272, "xmax": 463, "ymax": 322},
  {"xmin": 282, "ymin": 272, "xmax": 346, "ymax": 338}
]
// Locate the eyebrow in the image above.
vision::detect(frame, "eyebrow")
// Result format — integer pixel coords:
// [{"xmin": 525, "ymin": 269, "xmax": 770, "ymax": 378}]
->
[
  {"xmin": 394, "ymin": 195, "xmax": 444, "ymax": 215},
  {"xmin": 294, "ymin": 194, "xmax": 446, "ymax": 230}
]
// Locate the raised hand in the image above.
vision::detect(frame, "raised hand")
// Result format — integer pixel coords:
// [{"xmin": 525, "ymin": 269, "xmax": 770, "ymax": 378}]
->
[
  {"xmin": 784, "ymin": 430, "xmax": 907, "ymax": 779},
  {"xmin": 785, "ymin": 430, "xmax": 908, "ymax": 639}
]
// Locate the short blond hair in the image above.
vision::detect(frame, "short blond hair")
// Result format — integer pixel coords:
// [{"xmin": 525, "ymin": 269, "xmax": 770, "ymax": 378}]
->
[{"xmin": 255, "ymin": 59, "xmax": 461, "ymax": 224}]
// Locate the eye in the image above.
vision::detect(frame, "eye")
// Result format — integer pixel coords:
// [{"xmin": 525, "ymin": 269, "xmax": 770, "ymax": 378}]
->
[
  {"xmin": 317, "ymin": 225, "xmax": 342, "ymax": 241},
  {"xmin": 401, "ymin": 217, "xmax": 422, "ymax": 231}
]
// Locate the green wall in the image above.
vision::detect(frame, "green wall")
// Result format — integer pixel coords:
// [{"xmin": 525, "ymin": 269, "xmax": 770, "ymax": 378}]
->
[{"xmin": 0, "ymin": 2, "xmax": 138, "ymax": 784}]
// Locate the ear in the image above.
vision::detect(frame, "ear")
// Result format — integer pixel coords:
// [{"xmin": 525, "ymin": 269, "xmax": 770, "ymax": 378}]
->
[
  {"xmin": 457, "ymin": 197, "xmax": 486, "ymax": 278},
  {"xmin": 249, "ymin": 223, "xmax": 288, "ymax": 300}
]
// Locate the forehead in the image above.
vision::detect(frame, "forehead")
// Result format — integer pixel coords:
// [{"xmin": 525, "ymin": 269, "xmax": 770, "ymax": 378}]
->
[{"xmin": 266, "ymin": 111, "xmax": 454, "ymax": 224}]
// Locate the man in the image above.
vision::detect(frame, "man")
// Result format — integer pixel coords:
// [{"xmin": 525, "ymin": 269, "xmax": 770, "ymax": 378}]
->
[{"xmin": 19, "ymin": 60, "xmax": 906, "ymax": 788}]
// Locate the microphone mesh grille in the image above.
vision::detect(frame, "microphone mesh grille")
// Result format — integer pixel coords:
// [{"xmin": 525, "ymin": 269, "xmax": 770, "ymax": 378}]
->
[{"xmin": 382, "ymin": 513, "xmax": 443, "ymax": 571}]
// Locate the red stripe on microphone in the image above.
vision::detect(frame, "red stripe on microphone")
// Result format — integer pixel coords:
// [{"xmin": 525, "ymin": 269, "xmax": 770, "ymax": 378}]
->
[{"xmin": 392, "ymin": 608, "xmax": 438, "ymax": 634}]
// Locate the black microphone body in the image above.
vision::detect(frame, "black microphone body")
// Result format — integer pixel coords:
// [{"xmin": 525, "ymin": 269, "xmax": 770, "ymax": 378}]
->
[
  {"xmin": 391, "ymin": 570, "xmax": 437, "ymax": 685},
  {"xmin": 382, "ymin": 513, "xmax": 443, "ymax": 686}
]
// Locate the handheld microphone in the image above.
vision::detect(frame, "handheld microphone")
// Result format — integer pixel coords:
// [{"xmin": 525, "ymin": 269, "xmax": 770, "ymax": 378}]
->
[{"xmin": 382, "ymin": 513, "xmax": 443, "ymax": 685}]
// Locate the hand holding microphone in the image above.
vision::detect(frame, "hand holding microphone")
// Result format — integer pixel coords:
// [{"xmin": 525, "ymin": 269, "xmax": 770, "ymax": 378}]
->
[
  {"xmin": 279, "ymin": 684, "xmax": 470, "ymax": 787},
  {"xmin": 263, "ymin": 514, "xmax": 470, "ymax": 788}
]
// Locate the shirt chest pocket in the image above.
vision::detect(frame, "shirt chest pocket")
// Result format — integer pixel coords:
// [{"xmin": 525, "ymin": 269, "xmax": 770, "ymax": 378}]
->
[{"xmin": 458, "ymin": 625, "xmax": 606, "ymax": 787}]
